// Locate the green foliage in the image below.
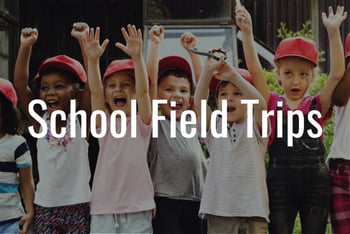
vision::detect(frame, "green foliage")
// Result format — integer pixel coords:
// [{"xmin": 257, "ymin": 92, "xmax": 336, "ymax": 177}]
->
[{"xmin": 277, "ymin": 21, "xmax": 313, "ymax": 39}]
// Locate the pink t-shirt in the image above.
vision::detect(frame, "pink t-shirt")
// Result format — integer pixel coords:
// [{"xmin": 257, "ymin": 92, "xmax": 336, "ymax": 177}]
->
[
  {"xmin": 90, "ymin": 115, "xmax": 155, "ymax": 215},
  {"xmin": 267, "ymin": 92, "xmax": 332, "ymax": 146}
]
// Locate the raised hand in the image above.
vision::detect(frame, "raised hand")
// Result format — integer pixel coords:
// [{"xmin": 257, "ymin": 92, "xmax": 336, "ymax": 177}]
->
[
  {"xmin": 82, "ymin": 27, "xmax": 109, "ymax": 61},
  {"xmin": 71, "ymin": 22, "xmax": 89, "ymax": 41},
  {"xmin": 235, "ymin": 6, "xmax": 253, "ymax": 33},
  {"xmin": 149, "ymin": 25, "xmax": 164, "ymax": 45},
  {"xmin": 20, "ymin": 28, "xmax": 38, "ymax": 47},
  {"xmin": 322, "ymin": 6, "xmax": 347, "ymax": 32},
  {"xmin": 115, "ymin": 24, "xmax": 143, "ymax": 59},
  {"xmin": 203, "ymin": 49, "xmax": 226, "ymax": 75},
  {"xmin": 180, "ymin": 32, "xmax": 198, "ymax": 52}
]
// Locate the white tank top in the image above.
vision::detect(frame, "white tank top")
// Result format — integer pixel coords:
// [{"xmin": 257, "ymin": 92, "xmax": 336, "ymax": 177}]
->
[{"xmin": 35, "ymin": 113, "xmax": 91, "ymax": 207}]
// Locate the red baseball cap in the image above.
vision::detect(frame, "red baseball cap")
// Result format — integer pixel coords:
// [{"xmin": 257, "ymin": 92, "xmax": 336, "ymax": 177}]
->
[
  {"xmin": 158, "ymin": 56, "xmax": 193, "ymax": 81},
  {"xmin": 209, "ymin": 68, "xmax": 252, "ymax": 95},
  {"xmin": 35, "ymin": 55, "xmax": 87, "ymax": 83},
  {"xmin": 274, "ymin": 37, "xmax": 318, "ymax": 66},
  {"xmin": 0, "ymin": 78, "xmax": 18, "ymax": 106},
  {"xmin": 345, "ymin": 33, "xmax": 350, "ymax": 59},
  {"xmin": 103, "ymin": 59, "xmax": 134, "ymax": 82}
]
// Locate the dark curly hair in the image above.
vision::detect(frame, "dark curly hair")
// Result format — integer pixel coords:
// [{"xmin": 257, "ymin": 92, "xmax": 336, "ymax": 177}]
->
[{"xmin": 0, "ymin": 94, "xmax": 22, "ymax": 135}]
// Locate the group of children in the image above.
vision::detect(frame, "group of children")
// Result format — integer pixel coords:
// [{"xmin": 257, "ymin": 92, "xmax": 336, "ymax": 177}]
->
[{"xmin": 0, "ymin": 3, "xmax": 350, "ymax": 234}]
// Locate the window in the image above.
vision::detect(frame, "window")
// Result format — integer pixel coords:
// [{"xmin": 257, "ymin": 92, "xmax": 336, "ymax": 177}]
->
[
  {"xmin": 144, "ymin": 0, "xmax": 233, "ymax": 25},
  {"xmin": 144, "ymin": 25, "xmax": 238, "ymax": 73},
  {"xmin": 0, "ymin": 0, "xmax": 19, "ymax": 80}
]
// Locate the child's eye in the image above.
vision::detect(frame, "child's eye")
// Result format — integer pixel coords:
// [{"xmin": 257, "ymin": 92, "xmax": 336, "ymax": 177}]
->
[
  {"xmin": 234, "ymin": 92, "xmax": 242, "ymax": 96},
  {"xmin": 55, "ymin": 84, "xmax": 64, "ymax": 89},
  {"xmin": 122, "ymin": 83, "xmax": 131, "ymax": 87},
  {"xmin": 181, "ymin": 89, "xmax": 189, "ymax": 94},
  {"xmin": 300, "ymin": 72, "xmax": 309, "ymax": 77},
  {"xmin": 219, "ymin": 92, "xmax": 227, "ymax": 96},
  {"xmin": 284, "ymin": 71, "xmax": 292, "ymax": 76},
  {"xmin": 40, "ymin": 86, "xmax": 48, "ymax": 91},
  {"xmin": 165, "ymin": 88, "xmax": 172, "ymax": 92}
]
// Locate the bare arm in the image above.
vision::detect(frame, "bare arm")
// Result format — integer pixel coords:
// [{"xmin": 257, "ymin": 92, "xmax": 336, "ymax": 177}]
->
[
  {"xmin": 71, "ymin": 22, "xmax": 91, "ymax": 114},
  {"xmin": 180, "ymin": 32, "xmax": 203, "ymax": 84},
  {"xmin": 82, "ymin": 27, "xmax": 109, "ymax": 129},
  {"xmin": 18, "ymin": 165, "xmax": 35, "ymax": 234},
  {"xmin": 235, "ymin": 6, "xmax": 270, "ymax": 104},
  {"xmin": 319, "ymin": 6, "xmax": 347, "ymax": 116},
  {"xmin": 332, "ymin": 62, "xmax": 350, "ymax": 106},
  {"xmin": 215, "ymin": 61, "xmax": 266, "ymax": 130},
  {"xmin": 146, "ymin": 25, "xmax": 164, "ymax": 100},
  {"xmin": 116, "ymin": 25, "xmax": 152, "ymax": 124},
  {"xmin": 193, "ymin": 55, "xmax": 223, "ymax": 131},
  {"xmin": 13, "ymin": 28, "xmax": 40, "ymax": 130}
]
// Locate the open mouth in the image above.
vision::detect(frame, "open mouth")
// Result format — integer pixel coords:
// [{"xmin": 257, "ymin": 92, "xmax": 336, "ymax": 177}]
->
[
  {"xmin": 227, "ymin": 106, "xmax": 236, "ymax": 112},
  {"xmin": 170, "ymin": 102, "xmax": 183, "ymax": 111},
  {"xmin": 291, "ymin": 88, "xmax": 300, "ymax": 93},
  {"xmin": 114, "ymin": 98, "xmax": 127, "ymax": 107},
  {"xmin": 47, "ymin": 100, "xmax": 59, "ymax": 110}
]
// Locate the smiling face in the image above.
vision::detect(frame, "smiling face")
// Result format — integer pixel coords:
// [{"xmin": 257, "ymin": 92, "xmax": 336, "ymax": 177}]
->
[
  {"xmin": 157, "ymin": 74, "xmax": 192, "ymax": 120},
  {"xmin": 216, "ymin": 82, "xmax": 247, "ymax": 125},
  {"xmin": 104, "ymin": 73, "xmax": 136, "ymax": 116},
  {"xmin": 276, "ymin": 57, "xmax": 315, "ymax": 103},
  {"xmin": 39, "ymin": 71, "xmax": 79, "ymax": 114}
]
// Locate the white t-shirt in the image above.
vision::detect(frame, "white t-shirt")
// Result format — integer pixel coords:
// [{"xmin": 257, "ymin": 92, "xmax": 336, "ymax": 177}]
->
[
  {"xmin": 35, "ymin": 113, "xmax": 91, "ymax": 207},
  {"xmin": 199, "ymin": 117, "xmax": 270, "ymax": 222}
]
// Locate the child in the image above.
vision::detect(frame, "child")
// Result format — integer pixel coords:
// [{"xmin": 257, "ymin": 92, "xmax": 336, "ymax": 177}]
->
[
  {"xmin": 82, "ymin": 25, "xmax": 155, "ymax": 233},
  {"xmin": 236, "ymin": 5, "xmax": 347, "ymax": 234},
  {"xmin": 327, "ymin": 33, "xmax": 350, "ymax": 234},
  {"xmin": 194, "ymin": 53, "xmax": 269, "ymax": 233},
  {"xmin": 13, "ymin": 27, "xmax": 91, "ymax": 233},
  {"xmin": 147, "ymin": 25, "xmax": 207, "ymax": 234},
  {"xmin": 0, "ymin": 78, "xmax": 34, "ymax": 234}
]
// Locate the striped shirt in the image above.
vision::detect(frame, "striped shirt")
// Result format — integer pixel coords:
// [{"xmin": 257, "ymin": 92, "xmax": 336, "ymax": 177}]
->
[
  {"xmin": 199, "ymin": 117, "xmax": 270, "ymax": 222},
  {"xmin": 0, "ymin": 134, "xmax": 32, "ymax": 222}
]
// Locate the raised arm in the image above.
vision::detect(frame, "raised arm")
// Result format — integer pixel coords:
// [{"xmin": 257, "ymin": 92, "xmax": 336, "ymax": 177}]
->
[
  {"xmin": 146, "ymin": 25, "xmax": 164, "ymax": 100},
  {"xmin": 235, "ymin": 6, "xmax": 270, "ymax": 104},
  {"xmin": 13, "ymin": 28, "xmax": 39, "ymax": 128},
  {"xmin": 332, "ymin": 62, "xmax": 350, "ymax": 106},
  {"xmin": 215, "ymin": 61, "xmax": 266, "ymax": 130},
  {"xmin": 71, "ymin": 22, "xmax": 91, "ymax": 113},
  {"xmin": 116, "ymin": 25, "xmax": 151, "ymax": 124},
  {"xmin": 180, "ymin": 32, "xmax": 203, "ymax": 84},
  {"xmin": 319, "ymin": 6, "xmax": 347, "ymax": 115},
  {"xmin": 82, "ymin": 27, "xmax": 109, "ymax": 128},
  {"xmin": 193, "ymin": 54, "xmax": 224, "ymax": 130}
]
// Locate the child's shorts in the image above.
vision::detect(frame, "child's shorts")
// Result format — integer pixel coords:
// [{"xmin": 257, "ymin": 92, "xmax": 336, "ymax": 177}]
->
[
  {"xmin": 33, "ymin": 203, "xmax": 90, "ymax": 233},
  {"xmin": 90, "ymin": 210, "xmax": 152, "ymax": 234},
  {"xmin": 0, "ymin": 219, "xmax": 20, "ymax": 234}
]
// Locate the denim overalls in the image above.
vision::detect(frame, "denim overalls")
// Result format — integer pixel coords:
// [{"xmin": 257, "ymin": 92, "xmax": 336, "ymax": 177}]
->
[{"xmin": 267, "ymin": 97, "xmax": 331, "ymax": 234}]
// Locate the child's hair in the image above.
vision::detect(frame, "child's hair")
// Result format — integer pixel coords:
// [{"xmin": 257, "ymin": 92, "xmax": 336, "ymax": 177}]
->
[
  {"xmin": 0, "ymin": 78, "xmax": 22, "ymax": 135},
  {"xmin": 274, "ymin": 36, "xmax": 318, "ymax": 67},
  {"xmin": 0, "ymin": 94, "xmax": 22, "ymax": 135},
  {"xmin": 158, "ymin": 56, "xmax": 194, "ymax": 94}
]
